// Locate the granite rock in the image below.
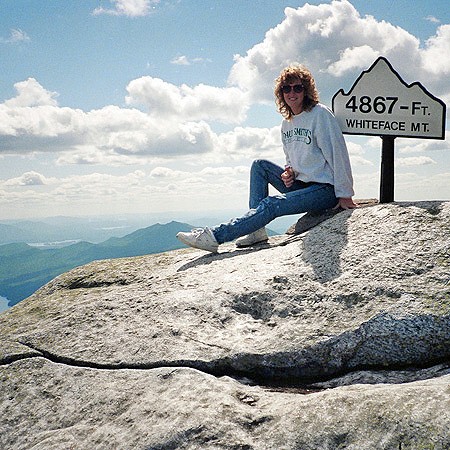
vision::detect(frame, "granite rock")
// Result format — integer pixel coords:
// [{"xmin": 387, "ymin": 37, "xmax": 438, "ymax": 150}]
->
[{"xmin": 0, "ymin": 201, "xmax": 449, "ymax": 449}]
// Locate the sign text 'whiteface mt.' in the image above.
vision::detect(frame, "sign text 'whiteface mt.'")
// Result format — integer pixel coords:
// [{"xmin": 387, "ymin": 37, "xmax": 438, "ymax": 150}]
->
[{"xmin": 332, "ymin": 57, "xmax": 446, "ymax": 140}]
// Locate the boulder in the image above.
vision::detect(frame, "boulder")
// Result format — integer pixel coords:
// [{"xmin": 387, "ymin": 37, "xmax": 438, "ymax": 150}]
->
[{"xmin": 0, "ymin": 201, "xmax": 449, "ymax": 449}]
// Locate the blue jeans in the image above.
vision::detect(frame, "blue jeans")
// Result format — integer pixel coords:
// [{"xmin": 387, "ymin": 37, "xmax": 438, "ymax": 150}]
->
[{"xmin": 211, "ymin": 159, "xmax": 338, "ymax": 244}]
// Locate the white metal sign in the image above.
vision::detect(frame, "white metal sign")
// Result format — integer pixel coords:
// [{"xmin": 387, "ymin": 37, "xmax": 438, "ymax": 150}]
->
[{"xmin": 332, "ymin": 57, "xmax": 446, "ymax": 139}]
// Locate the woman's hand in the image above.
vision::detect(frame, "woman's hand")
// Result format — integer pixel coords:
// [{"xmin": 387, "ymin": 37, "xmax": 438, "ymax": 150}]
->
[
  {"xmin": 281, "ymin": 166, "xmax": 295, "ymax": 188},
  {"xmin": 335, "ymin": 197, "xmax": 359, "ymax": 210}
]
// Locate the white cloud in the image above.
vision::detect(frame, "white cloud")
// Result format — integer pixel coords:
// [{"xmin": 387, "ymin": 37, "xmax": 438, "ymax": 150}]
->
[
  {"xmin": 2, "ymin": 170, "xmax": 146, "ymax": 192},
  {"xmin": 170, "ymin": 55, "xmax": 210, "ymax": 66},
  {"xmin": 0, "ymin": 79, "xmax": 270, "ymax": 165},
  {"xmin": 10, "ymin": 28, "xmax": 30, "ymax": 43},
  {"xmin": 396, "ymin": 156, "xmax": 436, "ymax": 166},
  {"xmin": 171, "ymin": 56, "xmax": 190, "ymax": 66},
  {"xmin": 92, "ymin": 0, "xmax": 158, "ymax": 17},
  {"xmin": 3, "ymin": 78, "xmax": 58, "ymax": 108},
  {"xmin": 394, "ymin": 171, "xmax": 450, "ymax": 201},
  {"xmin": 422, "ymin": 24, "xmax": 450, "ymax": 75},
  {"xmin": 150, "ymin": 167, "xmax": 184, "ymax": 178},
  {"xmin": 0, "ymin": 28, "xmax": 30, "ymax": 44},
  {"xmin": 326, "ymin": 45, "xmax": 380, "ymax": 76},
  {"xmin": 56, "ymin": 146, "xmax": 143, "ymax": 166},
  {"xmin": 145, "ymin": 166, "xmax": 251, "ymax": 204},
  {"xmin": 216, "ymin": 126, "xmax": 281, "ymax": 161},
  {"xmin": 346, "ymin": 141, "xmax": 373, "ymax": 166},
  {"xmin": 228, "ymin": 0, "xmax": 450, "ymax": 104},
  {"xmin": 149, "ymin": 165, "xmax": 248, "ymax": 181},
  {"xmin": 200, "ymin": 166, "xmax": 248, "ymax": 176},
  {"xmin": 125, "ymin": 76, "xmax": 249, "ymax": 124},
  {"xmin": 4, "ymin": 171, "xmax": 49, "ymax": 186},
  {"xmin": 397, "ymin": 137, "xmax": 450, "ymax": 154},
  {"xmin": 1, "ymin": 0, "xmax": 449, "ymax": 177},
  {"xmin": 0, "ymin": 81, "xmax": 219, "ymax": 161},
  {"xmin": 425, "ymin": 16, "xmax": 440, "ymax": 24},
  {"xmin": 0, "ymin": 166, "xmax": 251, "ymax": 218}
]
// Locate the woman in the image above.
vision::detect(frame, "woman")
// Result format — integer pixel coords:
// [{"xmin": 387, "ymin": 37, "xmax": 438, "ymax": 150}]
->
[{"xmin": 177, "ymin": 64, "xmax": 357, "ymax": 253}]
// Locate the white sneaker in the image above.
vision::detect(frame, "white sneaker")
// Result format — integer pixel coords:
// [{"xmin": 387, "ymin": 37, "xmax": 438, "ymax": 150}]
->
[
  {"xmin": 176, "ymin": 227, "xmax": 219, "ymax": 253},
  {"xmin": 235, "ymin": 228, "xmax": 268, "ymax": 248}
]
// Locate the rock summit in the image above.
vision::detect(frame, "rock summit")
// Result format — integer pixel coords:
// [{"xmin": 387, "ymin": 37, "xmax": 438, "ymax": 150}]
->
[{"xmin": 1, "ymin": 201, "xmax": 449, "ymax": 449}]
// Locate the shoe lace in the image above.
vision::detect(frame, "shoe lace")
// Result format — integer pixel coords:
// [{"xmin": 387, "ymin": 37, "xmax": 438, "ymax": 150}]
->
[{"xmin": 191, "ymin": 227, "xmax": 207, "ymax": 238}]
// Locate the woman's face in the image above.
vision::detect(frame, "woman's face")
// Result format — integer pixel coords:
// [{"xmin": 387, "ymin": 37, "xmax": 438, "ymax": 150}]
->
[{"xmin": 282, "ymin": 78, "xmax": 304, "ymax": 115}]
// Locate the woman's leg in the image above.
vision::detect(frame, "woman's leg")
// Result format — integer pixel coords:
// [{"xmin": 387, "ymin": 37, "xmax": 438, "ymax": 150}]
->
[
  {"xmin": 212, "ymin": 183, "xmax": 337, "ymax": 244},
  {"xmin": 248, "ymin": 159, "xmax": 290, "ymax": 208}
]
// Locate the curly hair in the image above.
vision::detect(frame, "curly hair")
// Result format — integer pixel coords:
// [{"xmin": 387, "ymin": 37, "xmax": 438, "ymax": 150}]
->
[{"xmin": 274, "ymin": 64, "xmax": 319, "ymax": 120}]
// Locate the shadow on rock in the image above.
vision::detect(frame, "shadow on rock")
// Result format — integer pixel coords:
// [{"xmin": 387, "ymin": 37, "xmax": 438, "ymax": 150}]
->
[
  {"xmin": 176, "ymin": 243, "xmax": 272, "ymax": 272},
  {"xmin": 300, "ymin": 208, "xmax": 354, "ymax": 283}
]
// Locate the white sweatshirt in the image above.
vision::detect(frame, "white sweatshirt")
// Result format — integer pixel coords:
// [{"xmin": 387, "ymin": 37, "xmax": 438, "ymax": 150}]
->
[{"xmin": 281, "ymin": 103, "xmax": 354, "ymax": 198}]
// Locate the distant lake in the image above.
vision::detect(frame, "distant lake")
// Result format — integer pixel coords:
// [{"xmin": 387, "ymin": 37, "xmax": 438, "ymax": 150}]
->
[
  {"xmin": 28, "ymin": 239, "xmax": 81, "ymax": 249},
  {"xmin": 0, "ymin": 296, "xmax": 10, "ymax": 314}
]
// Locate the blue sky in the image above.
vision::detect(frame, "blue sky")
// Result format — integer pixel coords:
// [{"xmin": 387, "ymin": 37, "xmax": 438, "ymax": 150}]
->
[{"xmin": 0, "ymin": 0, "xmax": 449, "ymax": 219}]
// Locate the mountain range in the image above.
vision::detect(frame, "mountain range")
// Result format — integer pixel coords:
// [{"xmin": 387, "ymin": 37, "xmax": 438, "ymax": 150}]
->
[
  {"xmin": 0, "ymin": 221, "xmax": 195, "ymax": 307},
  {"xmin": 0, "ymin": 215, "xmax": 177, "ymax": 246},
  {"xmin": 0, "ymin": 211, "xmax": 292, "ymax": 309}
]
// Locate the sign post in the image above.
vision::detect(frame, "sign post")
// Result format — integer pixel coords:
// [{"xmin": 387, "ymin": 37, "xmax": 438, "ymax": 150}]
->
[
  {"xmin": 332, "ymin": 57, "xmax": 446, "ymax": 203},
  {"xmin": 380, "ymin": 136, "xmax": 395, "ymax": 203}
]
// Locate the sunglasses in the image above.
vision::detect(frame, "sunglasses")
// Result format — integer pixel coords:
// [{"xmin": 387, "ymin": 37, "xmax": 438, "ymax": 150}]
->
[{"xmin": 281, "ymin": 84, "xmax": 304, "ymax": 94}]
